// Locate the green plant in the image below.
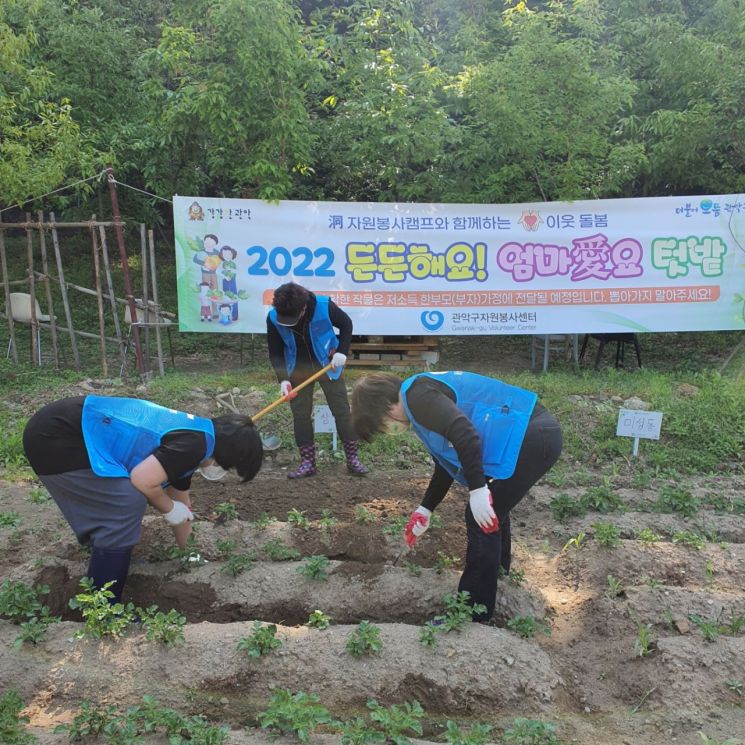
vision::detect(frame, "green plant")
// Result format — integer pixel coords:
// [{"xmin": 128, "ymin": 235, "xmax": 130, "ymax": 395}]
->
[
  {"xmin": 237, "ymin": 621, "xmax": 282, "ymax": 658},
  {"xmin": 507, "ymin": 615, "xmax": 551, "ymax": 639},
  {"xmin": 698, "ymin": 734, "xmax": 739, "ymax": 745},
  {"xmin": 562, "ymin": 531, "xmax": 586, "ymax": 552},
  {"xmin": 606, "ymin": 575, "xmax": 625, "ymax": 598},
  {"xmin": 55, "ymin": 700, "xmax": 117, "ymax": 741},
  {"xmin": 28, "ymin": 486, "xmax": 51, "ymax": 504},
  {"xmin": 15, "ymin": 616, "xmax": 58, "ymax": 647},
  {"xmin": 580, "ymin": 477, "xmax": 625, "ymax": 513},
  {"xmin": 382, "ymin": 516, "xmax": 407, "ymax": 538},
  {"xmin": 259, "ymin": 688, "xmax": 333, "ymax": 742},
  {"xmin": 424, "ymin": 591, "xmax": 488, "ymax": 642},
  {"xmin": 429, "ymin": 513, "xmax": 443, "ymax": 529},
  {"xmin": 656, "ymin": 484, "xmax": 699, "ymax": 518},
  {"xmin": 297, "ymin": 555, "xmax": 331, "ymax": 581},
  {"xmin": 139, "ymin": 606, "xmax": 186, "ymax": 646},
  {"xmin": 645, "ymin": 576, "xmax": 662, "ymax": 589},
  {"xmin": 502, "ymin": 717, "xmax": 560, "ymax": 745},
  {"xmin": 508, "ymin": 568, "xmax": 526, "ymax": 586},
  {"xmin": 0, "ymin": 580, "xmax": 49, "ymax": 622},
  {"xmin": 726, "ymin": 613, "xmax": 745, "ymax": 635},
  {"xmin": 592, "ymin": 522, "xmax": 621, "ymax": 548},
  {"xmin": 367, "ymin": 700, "xmax": 423, "ymax": 745},
  {"xmin": 0, "ymin": 511, "xmax": 20, "ymax": 528},
  {"xmin": 338, "ymin": 716, "xmax": 386, "ymax": 745},
  {"xmin": 419, "ymin": 621, "xmax": 438, "ymax": 649},
  {"xmin": 214, "ymin": 502, "xmax": 239, "ymax": 521},
  {"xmin": 216, "ymin": 539, "xmax": 236, "ymax": 556},
  {"xmin": 68, "ymin": 578, "xmax": 136, "ymax": 639},
  {"xmin": 306, "ymin": 610, "xmax": 331, "ymax": 629},
  {"xmin": 403, "ymin": 561, "xmax": 422, "ymax": 577},
  {"xmin": 726, "ymin": 680, "xmax": 743, "ymax": 697},
  {"xmin": 444, "ymin": 721, "xmax": 492, "ymax": 745},
  {"xmin": 253, "ymin": 512, "xmax": 276, "ymax": 530},
  {"xmin": 354, "ymin": 506, "xmax": 378, "ymax": 524},
  {"xmin": 634, "ymin": 620, "xmax": 654, "ymax": 657},
  {"xmin": 221, "ymin": 552, "xmax": 256, "ymax": 577},
  {"xmin": 434, "ymin": 552, "xmax": 459, "ymax": 574},
  {"xmin": 262, "ymin": 539, "xmax": 301, "ymax": 561},
  {"xmin": 287, "ymin": 508, "xmax": 311, "ymax": 530},
  {"xmin": 0, "ymin": 689, "xmax": 36, "ymax": 745},
  {"xmin": 689, "ymin": 614, "xmax": 725, "ymax": 642},
  {"xmin": 549, "ymin": 493, "xmax": 586, "ymax": 522},
  {"xmin": 672, "ymin": 531, "xmax": 705, "ymax": 550},
  {"xmin": 631, "ymin": 469, "xmax": 654, "ymax": 490},
  {"xmin": 318, "ymin": 509, "xmax": 338, "ymax": 529},
  {"xmin": 346, "ymin": 620, "xmax": 383, "ymax": 657},
  {"xmin": 636, "ymin": 527, "xmax": 663, "ymax": 544}
]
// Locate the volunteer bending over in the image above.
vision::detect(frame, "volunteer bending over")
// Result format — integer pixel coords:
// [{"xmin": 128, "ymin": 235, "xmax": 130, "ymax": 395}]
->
[
  {"xmin": 351, "ymin": 371, "xmax": 562, "ymax": 623},
  {"xmin": 23, "ymin": 395, "xmax": 263, "ymax": 601}
]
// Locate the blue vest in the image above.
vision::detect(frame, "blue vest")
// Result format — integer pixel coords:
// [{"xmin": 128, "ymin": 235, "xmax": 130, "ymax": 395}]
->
[
  {"xmin": 81, "ymin": 396, "xmax": 215, "ymax": 479},
  {"xmin": 400, "ymin": 371, "xmax": 537, "ymax": 483},
  {"xmin": 268, "ymin": 295, "xmax": 342, "ymax": 380}
]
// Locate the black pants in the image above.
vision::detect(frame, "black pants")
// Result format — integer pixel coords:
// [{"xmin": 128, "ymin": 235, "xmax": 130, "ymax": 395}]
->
[
  {"xmin": 289, "ymin": 372, "xmax": 355, "ymax": 446},
  {"xmin": 458, "ymin": 408, "xmax": 563, "ymax": 622}
]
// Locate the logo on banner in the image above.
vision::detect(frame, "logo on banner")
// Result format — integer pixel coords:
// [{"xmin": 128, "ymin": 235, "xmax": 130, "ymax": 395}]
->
[
  {"xmin": 421, "ymin": 310, "xmax": 444, "ymax": 331},
  {"xmin": 518, "ymin": 210, "xmax": 542, "ymax": 232},
  {"xmin": 188, "ymin": 201, "xmax": 205, "ymax": 221}
]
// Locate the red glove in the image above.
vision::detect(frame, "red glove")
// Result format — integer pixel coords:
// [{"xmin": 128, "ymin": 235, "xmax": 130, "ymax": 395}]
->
[{"xmin": 404, "ymin": 506, "xmax": 431, "ymax": 548}]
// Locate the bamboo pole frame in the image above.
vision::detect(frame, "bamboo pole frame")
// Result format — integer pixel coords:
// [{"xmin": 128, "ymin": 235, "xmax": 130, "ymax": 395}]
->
[
  {"xmin": 37, "ymin": 211, "xmax": 60, "ymax": 366},
  {"xmin": 0, "ymin": 214, "xmax": 18, "ymax": 363},
  {"xmin": 25, "ymin": 213, "xmax": 39, "ymax": 366},
  {"xmin": 89, "ymin": 217, "xmax": 108, "ymax": 376},
  {"xmin": 140, "ymin": 224, "xmax": 151, "ymax": 365},
  {"xmin": 50, "ymin": 212, "xmax": 80, "ymax": 368},
  {"xmin": 98, "ymin": 224, "xmax": 124, "ymax": 367},
  {"xmin": 148, "ymin": 228, "xmax": 165, "ymax": 376}
]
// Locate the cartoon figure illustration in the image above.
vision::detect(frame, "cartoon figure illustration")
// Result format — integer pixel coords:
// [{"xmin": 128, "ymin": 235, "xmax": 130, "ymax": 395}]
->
[
  {"xmin": 218, "ymin": 303, "xmax": 233, "ymax": 326},
  {"xmin": 219, "ymin": 246, "xmax": 239, "ymax": 321},
  {"xmin": 199, "ymin": 282, "xmax": 212, "ymax": 322},
  {"xmin": 519, "ymin": 210, "xmax": 542, "ymax": 232},
  {"xmin": 193, "ymin": 235, "xmax": 222, "ymax": 319},
  {"xmin": 188, "ymin": 202, "xmax": 205, "ymax": 221}
]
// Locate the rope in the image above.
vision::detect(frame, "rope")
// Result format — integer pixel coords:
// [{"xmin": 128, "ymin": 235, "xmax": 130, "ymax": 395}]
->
[
  {"xmin": 0, "ymin": 170, "xmax": 108, "ymax": 215},
  {"xmin": 111, "ymin": 180, "xmax": 173, "ymax": 204}
]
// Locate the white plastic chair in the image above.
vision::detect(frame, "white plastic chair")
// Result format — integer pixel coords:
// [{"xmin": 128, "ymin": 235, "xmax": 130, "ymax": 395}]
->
[
  {"xmin": 6, "ymin": 293, "xmax": 52, "ymax": 365},
  {"xmin": 120, "ymin": 299, "xmax": 176, "ymax": 375}
]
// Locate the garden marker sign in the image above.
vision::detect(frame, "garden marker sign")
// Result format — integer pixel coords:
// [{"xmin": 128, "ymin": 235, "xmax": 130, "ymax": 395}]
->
[
  {"xmin": 314, "ymin": 405, "xmax": 337, "ymax": 451},
  {"xmin": 616, "ymin": 408, "xmax": 664, "ymax": 457},
  {"xmin": 173, "ymin": 195, "xmax": 745, "ymax": 336}
]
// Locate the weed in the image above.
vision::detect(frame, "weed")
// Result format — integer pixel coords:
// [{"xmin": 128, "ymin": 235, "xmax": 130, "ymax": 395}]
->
[
  {"xmin": 216, "ymin": 539, "xmax": 236, "ymax": 556},
  {"xmin": 656, "ymin": 484, "xmax": 699, "ymax": 518},
  {"xmin": 297, "ymin": 555, "xmax": 331, "ymax": 581},
  {"xmin": 419, "ymin": 622, "xmax": 438, "ymax": 648},
  {"xmin": 367, "ymin": 700, "xmax": 424, "ymax": 745},
  {"xmin": 382, "ymin": 516, "xmax": 407, "ymax": 538},
  {"xmin": 634, "ymin": 620, "xmax": 654, "ymax": 657},
  {"xmin": 631, "ymin": 469, "xmax": 654, "ymax": 490},
  {"xmin": 698, "ymin": 734, "xmax": 739, "ymax": 745},
  {"xmin": 139, "ymin": 606, "xmax": 186, "ymax": 646},
  {"xmin": 287, "ymin": 508, "xmax": 311, "ymax": 530},
  {"xmin": 354, "ymin": 506, "xmax": 378, "ymax": 524},
  {"xmin": 502, "ymin": 717, "xmax": 560, "ymax": 745},
  {"xmin": 306, "ymin": 610, "xmax": 331, "ymax": 629},
  {"xmin": 444, "ymin": 721, "xmax": 492, "ymax": 745},
  {"xmin": 549, "ymin": 493, "xmax": 586, "ymax": 522},
  {"xmin": 645, "ymin": 576, "xmax": 662, "ymax": 589},
  {"xmin": 346, "ymin": 620, "xmax": 383, "ymax": 657},
  {"xmin": 606, "ymin": 575, "xmax": 625, "ymax": 598},
  {"xmin": 28, "ymin": 486, "xmax": 51, "ymax": 504},
  {"xmin": 636, "ymin": 527, "xmax": 663, "ymax": 544},
  {"xmin": 507, "ymin": 615, "xmax": 551, "ymax": 639},
  {"xmin": 318, "ymin": 509, "xmax": 338, "ymax": 529},
  {"xmin": 672, "ymin": 531, "xmax": 705, "ymax": 550},
  {"xmin": 403, "ymin": 561, "xmax": 422, "ymax": 577},
  {"xmin": 580, "ymin": 477, "xmax": 625, "ymax": 513},
  {"xmin": 726, "ymin": 613, "xmax": 745, "ymax": 635},
  {"xmin": 434, "ymin": 552, "xmax": 459, "ymax": 574},
  {"xmin": 705, "ymin": 560, "xmax": 715, "ymax": 583},
  {"xmin": 0, "ymin": 511, "xmax": 20, "ymax": 528},
  {"xmin": 68, "ymin": 578, "xmax": 136, "ymax": 639},
  {"xmin": 508, "ymin": 568, "xmax": 526, "ymax": 586},
  {"xmin": 429, "ymin": 513, "xmax": 443, "ymax": 529},
  {"xmin": 253, "ymin": 512, "xmax": 276, "ymax": 530},
  {"xmin": 338, "ymin": 716, "xmax": 386, "ymax": 745},
  {"xmin": 0, "ymin": 689, "xmax": 36, "ymax": 745},
  {"xmin": 562, "ymin": 531, "xmax": 586, "ymax": 552},
  {"xmin": 221, "ymin": 552, "xmax": 256, "ymax": 577},
  {"xmin": 259, "ymin": 688, "xmax": 333, "ymax": 742},
  {"xmin": 214, "ymin": 502, "xmax": 239, "ymax": 521},
  {"xmin": 592, "ymin": 522, "xmax": 621, "ymax": 548},
  {"xmin": 543, "ymin": 466, "xmax": 568, "ymax": 488},
  {"xmin": 262, "ymin": 539, "xmax": 301, "ymax": 561},
  {"xmin": 663, "ymin": 608, "xmax": 675, "ymax": 631},
  {"xmin": 237, "ymin": 621, "xmax": 282, "ymax": 658}
]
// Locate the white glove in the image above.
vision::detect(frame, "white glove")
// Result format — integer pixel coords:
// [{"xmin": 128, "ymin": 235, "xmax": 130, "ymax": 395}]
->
[
  {"xmin": 163, "ymin": 501, "xmax": 194, "ymax": 526},
  {"xmin": 330, "ymin": 352, "xmax": 347, "ymax": 370},
  {"xmin": 280, "ymin": 380, "xmax": 293, "ymax": 398},
  {"xmin": 404, "ymin": 506, "xmax": 431, "ymax": 548},
  {"xmin": 469, "ymin": 486, "xmax": 497, "ymax": 531}
]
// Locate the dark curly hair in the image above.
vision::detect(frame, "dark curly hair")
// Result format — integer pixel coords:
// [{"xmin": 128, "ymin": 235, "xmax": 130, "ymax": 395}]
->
[
  {"xmin": 211, "ymin": 414, "xmax": 264, "ymax": 482},
  {"xmin": 272, "ymin": 282, "xmax": 309, "ymax": 321},
  {"xmin": 350, "ymin": 373, "xmax": 404, "ymax": 442}
]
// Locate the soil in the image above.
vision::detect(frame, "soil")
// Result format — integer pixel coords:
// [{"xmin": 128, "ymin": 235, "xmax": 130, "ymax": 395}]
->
[{"xmin": 2, "ymin": 337, "xmax": 745, "ymax": 745}]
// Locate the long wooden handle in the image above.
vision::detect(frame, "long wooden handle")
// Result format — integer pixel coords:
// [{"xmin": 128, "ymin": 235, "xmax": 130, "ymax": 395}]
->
[{"xmin": 252, "ymin": 363, "xmax": 334, "ymax": 422}]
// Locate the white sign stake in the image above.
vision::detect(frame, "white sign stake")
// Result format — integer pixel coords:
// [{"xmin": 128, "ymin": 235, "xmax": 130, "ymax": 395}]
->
[
  {"xmin": 616, "ymin": 409, "xmax": 663, "ymax": 457},
  {"xmin": 314, "ymin": 404, "xmax": 338, "ymax": 451}
]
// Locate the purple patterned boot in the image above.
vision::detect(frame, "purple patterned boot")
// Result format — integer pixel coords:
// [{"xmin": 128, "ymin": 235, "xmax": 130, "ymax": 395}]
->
[
  {"xmin": 343, "ymin": 440, "xmax": 368, "ymax": 476},
  {"xmin": 288, "ymin": 444, "xmax": 317, "ymax": 479}
]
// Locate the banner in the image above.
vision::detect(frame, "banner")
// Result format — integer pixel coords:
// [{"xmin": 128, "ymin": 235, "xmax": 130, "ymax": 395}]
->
[{"xmin": 173, "ymin": 195, "xmax": 745, "ymax": 335}]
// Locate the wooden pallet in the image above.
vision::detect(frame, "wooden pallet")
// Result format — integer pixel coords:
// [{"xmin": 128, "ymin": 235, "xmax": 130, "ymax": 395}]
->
[{"xmin": 349, "ymin": 336, "xmax": 439, "ymax": 369}]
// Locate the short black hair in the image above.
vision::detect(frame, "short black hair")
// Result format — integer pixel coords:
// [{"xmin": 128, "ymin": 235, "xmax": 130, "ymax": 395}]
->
[
  {"xmin": 272, "ymin": 282, "xmax": 309, "ymax": 317},
  {"xmin": 204, "ymin": 234, "xmax": 219, "ymax": 245},
  {"xmin": 211, "ymin": 414, "xmax": 263, "ymax": 482},
  {"xmin": 219, "ymin": 245, "xmax": 237, "ymax": 260},
  {"xmin": 350, "ymin": 373, "xmax": 404, "ymax": 442}
]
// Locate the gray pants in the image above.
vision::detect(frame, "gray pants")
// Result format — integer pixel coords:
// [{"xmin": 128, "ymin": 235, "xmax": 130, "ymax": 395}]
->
[{"xmin": 40, "ymin": 469, "xmax": 148, "ymax": 550}]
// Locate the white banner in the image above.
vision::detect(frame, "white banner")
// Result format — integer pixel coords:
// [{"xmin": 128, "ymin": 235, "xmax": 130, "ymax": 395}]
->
[{"xmin": 173, "ymin": 195, "xmax": 745, "ymax": 335}]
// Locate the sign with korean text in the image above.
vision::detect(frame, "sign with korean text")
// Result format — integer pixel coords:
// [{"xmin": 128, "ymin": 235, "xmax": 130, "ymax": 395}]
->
[
  {"xmin": 173, "ymin": 195, "xmax": 745, "ymax": 335},
  {"xmin": 615, "ymin": 409, "xmax": 663, "ymax": 440},
  {"xmin": 314, "ymin": 405, "xmax": 337, "ymax": 450}
]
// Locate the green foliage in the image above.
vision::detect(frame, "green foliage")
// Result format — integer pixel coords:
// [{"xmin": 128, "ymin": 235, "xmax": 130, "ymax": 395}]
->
[
  {"xmin": 318, "ymin": 509, "xmax": 338, "ymax": 529},
  {"xmin": 507, "ymin": 615, "xmax": 551, "ymax": 639},
  {"xmin": 68, "ymin": 578, "xmax": 136, "ymax": 639},
  {"xmin": 0, "ymin": 580, "xmax": 60, "ymax": 646},
  {"xmin": 672, "ymin": 531, "xmax": 705, "ymax": 550},
  {"xmin": 434, "ymin": 552, "xmax": 459, "ymax": 574},
  {"xmin": 606, "ymin": 575, "xmax": 625, "ymax": 598},
  {"xmin": 382, "ymin": 516, "xmax": 408, "ymax": 538},
  {"xmin": 262, "ymin": 539, "xmax": 301, "ymax": 561},
  {"xmin": 502, "ymin": 718, "xmax": 560, "ymax": 745},
  {"xmin": 297, "ymin": 555, "xmax": 331, "ymax": 581},
  {"xmin": 507, "ymin": 569, "xmax": 526, "ymax": 587},
  {"xmin": 214, "ymin": 502, "xmax": 239, "ymax": 521},
  {"xmin": 634, "ymin": 621, "xmax": 654, "ymax": 657},
  {"xmin": 259, "ymin": 689, "xmax": 333, "ymax": 742},
  {"xmin": 562, "ymin": 531, "xmax": 586, "ymax": 552},
  {"xmin": 580, "ymin": 478, "xmax": 625, "ymax": 514},
  {"xmin": 346, "ymin": 620, "xmax": 383, "ymax": 657},
  {"xmin": 423, "ymin": 591, "xmax": 488, "ymax": 648},
  {"xmin": 656, "ymin": 485, "xmax": 699, "ymax": 518},
  {"xmin": 549, "ymin": 493, "xmax": 586, "ymax": 522},
  {"xmin": 0, "ymin": 511, "xmax": 20, "ymax": 528},
  {"xmin": 636, "ymin": 527, "xmax": 663, "ymax": 544},
  {"xmin": 0, "ymin": 689, "xmax": 35, "ymax": 745},
  {"xmin": 253, "ymin": 512, "xmax": 276, "ymax": 530},
  {"xmin": 27, "ymin": 486, "xmax": 50, "ymax": 504},
  {"xmin": 287, "ymin": 508, "xmax": 311, "ymax": 531},
  {"xmin": 403, "ymin": 561, "xmax": 422, "ymax": 577},
  {"xmin": 354, "ymin": 506, "xmax": 378, "ymax": 524},
  {"xmin": 221, "ymin": 552, "xmax": 257, "ymax": 577},
  {"xmin": 592, "ymin": 522, "xmax": 621, "ymax": 548},
  {"xmin": 306, "ymin": 610, "xmax": 331, "ymax": 630},
  {"xmin": 726, "ymin": 680, "xmax": 743, "ymax": 697},
  {"xmin": 139, "ymin": 606, "xmax": 187, "ymax": 647},
  {"xmin": 338, "ymin": 716, "xmax": 386, "ymax": 745},
  {"xmin": 444, "ymin": 721, "xmax": 492, "ymax": 745},
  {"xmin": 366, "ymin": 700, "xmax": 423, "ymax": 745},
  {"xmin": 237, "ymin": 621, "xmax": 282, "ymax": 658}
]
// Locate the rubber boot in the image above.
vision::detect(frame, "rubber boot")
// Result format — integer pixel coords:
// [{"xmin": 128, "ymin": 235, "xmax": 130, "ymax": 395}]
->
[
  {"xmin": 87, "ymin": 546, "xmax": 132, "ymax": 603},
  {"xmin": 343, "ymin": 440, "xmax": 368, "ymax": 476},
  {"xmin": 288, "ymin": 444, "xmax": 317, "ymax": 479}
]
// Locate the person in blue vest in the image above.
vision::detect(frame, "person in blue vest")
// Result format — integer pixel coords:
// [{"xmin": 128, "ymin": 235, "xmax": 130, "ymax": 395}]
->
[
  {"xmin": 22, "ymin": 395, "xmax": 264, "ymax": 601},
  {"xmin": 267, "ymin": 282, "xmax": 367, "ymax": 478},
  {"xmin": 350, "ymin": 371, "xmax": 562, "ymax": 623}
]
